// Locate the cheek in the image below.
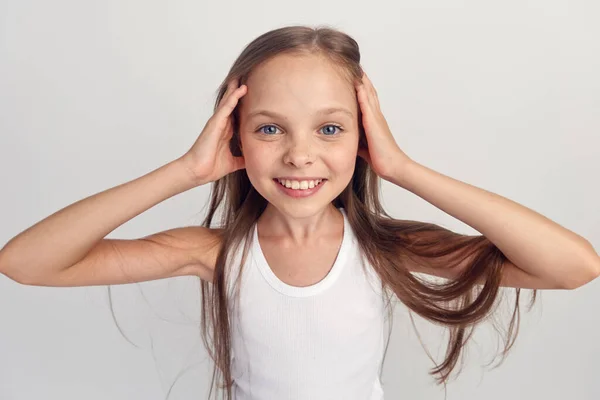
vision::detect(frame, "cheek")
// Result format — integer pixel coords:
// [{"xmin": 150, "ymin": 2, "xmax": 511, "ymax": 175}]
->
[
  {"xmin": 241, "ymin": 145, "xmax": 274, "ymax": 183},
  {"xmin": 327, "ymin": 146, "xmax": 357, "ymax": 174}
]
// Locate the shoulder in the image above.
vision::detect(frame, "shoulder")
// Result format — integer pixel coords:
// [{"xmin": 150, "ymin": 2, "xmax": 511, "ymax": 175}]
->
[{"xmin": 147, "ymin": 225, "xmax": 224, "ymax": 281}]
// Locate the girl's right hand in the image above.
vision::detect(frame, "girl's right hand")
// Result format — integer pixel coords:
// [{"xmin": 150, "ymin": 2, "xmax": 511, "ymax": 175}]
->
[{"xmin": 180, "ymin": 78, "xmax": 248, "ymax": 185}]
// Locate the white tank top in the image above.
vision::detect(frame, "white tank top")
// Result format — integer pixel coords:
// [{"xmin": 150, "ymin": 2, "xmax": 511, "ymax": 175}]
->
[{"xmin": 226, "ymin": 207, "xmax": 389, "ymax": 399}]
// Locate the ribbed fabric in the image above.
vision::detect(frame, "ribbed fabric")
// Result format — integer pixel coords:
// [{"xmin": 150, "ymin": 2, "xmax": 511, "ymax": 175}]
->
[{"xmin": 226, "ymin": 208, "xmax": 388, "ymax": 400}]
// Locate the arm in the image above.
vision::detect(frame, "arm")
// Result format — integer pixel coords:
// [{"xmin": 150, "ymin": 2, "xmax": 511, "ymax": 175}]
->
[
  {"xmin": 0, "ymin": 77, "xmax": 249, "ymax": 287},
  {"xmin": 19, "ymin": 225, "xmax": 221, "ymax": 287},
  {"xmin": 390, "ymin": 160, "xmax": 600, "ymax": 290},
  {"xmin": 0, "ymin": 157, "xmax": 206, "ymax": 285},
  {"xmin": 355, "ymin": 72, "xmax": 599, "ymax": 290}
]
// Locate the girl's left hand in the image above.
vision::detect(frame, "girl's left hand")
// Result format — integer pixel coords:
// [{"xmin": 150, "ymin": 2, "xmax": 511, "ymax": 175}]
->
[{"xmin": 355, "ymin": 72, "xmax": 412, "ymax": 181}]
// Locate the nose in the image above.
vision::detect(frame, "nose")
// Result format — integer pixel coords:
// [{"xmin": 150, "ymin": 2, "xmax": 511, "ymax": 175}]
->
[{"xmin": 282, "ymin": 136, "xmax": 315, "ymax": 167}]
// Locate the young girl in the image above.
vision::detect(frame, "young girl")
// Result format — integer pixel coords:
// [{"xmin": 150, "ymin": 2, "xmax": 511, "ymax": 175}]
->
[{"xmin": 1, "ymin": 25, "xmax": 598, "ymax": 400}]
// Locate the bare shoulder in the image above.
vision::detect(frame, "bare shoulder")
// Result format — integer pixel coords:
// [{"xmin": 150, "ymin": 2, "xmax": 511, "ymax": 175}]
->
[{"xmin": 141, "ymin": 225, "xmax": 223, "ymax": 282}]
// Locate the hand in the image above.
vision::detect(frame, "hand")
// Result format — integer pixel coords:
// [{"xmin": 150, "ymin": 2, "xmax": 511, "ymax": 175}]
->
[
  {"xmin": 355, "ymin": 72, "xmax": 412, "ymax": 181},
  {"xmin": 180, "ymin": 78, "xmax": 248, "ymax": 185}
]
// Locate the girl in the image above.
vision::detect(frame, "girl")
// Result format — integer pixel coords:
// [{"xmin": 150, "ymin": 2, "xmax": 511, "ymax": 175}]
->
[{"xmin": 1, "ymin": 25, "xmax": 598, "ymax": 400}]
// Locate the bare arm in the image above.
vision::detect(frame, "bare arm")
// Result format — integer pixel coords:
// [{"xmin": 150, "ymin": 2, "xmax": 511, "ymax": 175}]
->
[
  {"xmin": 407, "ymin": 250, "xmax": 563, "ymax": 290},
  {"xmin": 0, "ymin": 77, "xmax": 248, "ymax": 287},
  {"xmin": 21, "ymin": 225, "xmax": 221, "ymax": 287},
  {"xmin": 0, "ymin": 157, "xmax": 206, "ymax": 285}
]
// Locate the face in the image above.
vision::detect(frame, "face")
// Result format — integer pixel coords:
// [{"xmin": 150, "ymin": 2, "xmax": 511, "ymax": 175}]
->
[{"xmin": 237, "ymin": 53, "xmax": 360, "ymax": 217}]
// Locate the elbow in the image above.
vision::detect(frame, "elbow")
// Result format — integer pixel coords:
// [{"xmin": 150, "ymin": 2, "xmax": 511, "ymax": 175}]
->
[
  {"xmin": 563, "ymin": 269, "xmax": 599, "ymax": 290},
  {"xmin": 0, "ymin": 251, "xmax": 35, "ymax": 286},
  {"xmin": 0, "ymin": 250, "xmax": 13, "ymax": 281},
  {"xmin": 591, "ymin": 248, "xmax": 600, "ymax": 280},
  {"xmin": 582, "ymin": 243, "xmax": 600, "ymax": 287},
  {"xmin": 581, "ymin": 256, "xmax": 600, "ymax": 288},
  {"xmin": 1, "ymin": 269, "xmax": 41, "ymax": 286},
  {"xmin": 563, "ymin": 253, "xmax": 600, "ymax": 290},
  {"xmin": 562, "ymin": 240, "xmax": 600, "ymax": 290}
]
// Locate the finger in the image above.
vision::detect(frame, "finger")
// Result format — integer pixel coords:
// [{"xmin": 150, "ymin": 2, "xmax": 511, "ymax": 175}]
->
[
  {"xmin": 363, "ymin": 73, "xmax": 380, "ymax": 109},
  {"xmin": 222, "ymin": 115, "xmax": 233, "ymax": 139},
  {"xmin": 223, "ymin": 78, "xmax": 239, "ymax": 97},
  {"xmin": 216, "ymin": 84, "xmax": 247, "ymax": 121},
  {"xmin": 366, "ymin": 74, "xmax": 378, "ymax": 93},
  {"xmin": 356, "ymin": 75, "xmax": 372, "ymax": 105},
  {"xmin": 355, "ymin": 81, "xmax": 372, "ymax": 115},
  {"xmin": 355, "ymin": 79, "xmax": 366, "ymax": 103},
  {"xmin": 219, "ymin": 78, "xmax": 243, "ymax": 111}
]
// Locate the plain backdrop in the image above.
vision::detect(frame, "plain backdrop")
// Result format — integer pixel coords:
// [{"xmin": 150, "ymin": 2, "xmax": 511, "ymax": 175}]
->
[{"xmin": 1, "ymin": 0, "xmax": 599, "ymax": 399}]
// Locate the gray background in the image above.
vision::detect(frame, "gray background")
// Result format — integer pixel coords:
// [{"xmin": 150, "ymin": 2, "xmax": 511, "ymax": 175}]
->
[{"xmin": 1, "ymin": 0, "xmax": 599, "ymax": 399}]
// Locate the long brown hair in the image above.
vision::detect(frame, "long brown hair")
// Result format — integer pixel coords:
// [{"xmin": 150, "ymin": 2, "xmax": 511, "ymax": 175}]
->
[{"xmin": 195, "ymin": 25, "xmax": 536, "ymax": 399}]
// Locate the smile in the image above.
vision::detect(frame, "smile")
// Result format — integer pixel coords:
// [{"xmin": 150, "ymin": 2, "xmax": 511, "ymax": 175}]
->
[{"xmin": 273, "ymin": 178, "xmax": 327, "ymax": 198}]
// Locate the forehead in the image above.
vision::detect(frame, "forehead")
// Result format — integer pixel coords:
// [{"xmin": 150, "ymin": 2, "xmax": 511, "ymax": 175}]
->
[{"xmin": 240, "ymin": 54, "xmax": 357, "ymax": 117}]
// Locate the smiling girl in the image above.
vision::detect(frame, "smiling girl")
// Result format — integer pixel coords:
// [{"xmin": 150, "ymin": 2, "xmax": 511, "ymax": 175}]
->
[{"xmin": 1, "ymin": 25, "xmax": 599, "ymax": 400}]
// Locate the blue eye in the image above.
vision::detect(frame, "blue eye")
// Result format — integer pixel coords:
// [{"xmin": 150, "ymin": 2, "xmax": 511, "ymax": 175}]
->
[
  {"xmin": 321, "ymin": 124, "xmax": 343, "ymax": 135},
  {"xmin": 259, "ymin": 125, "xmax": 279, "ymax": 135},
  {"xmin": 256, "ymin": 124, "xmax": 343, "ymax": 136}
]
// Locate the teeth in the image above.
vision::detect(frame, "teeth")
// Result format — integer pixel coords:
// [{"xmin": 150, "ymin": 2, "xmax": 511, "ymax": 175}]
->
[{"xmin": 276, "ymin": 178, "xmax": 323, "ymax": 190}]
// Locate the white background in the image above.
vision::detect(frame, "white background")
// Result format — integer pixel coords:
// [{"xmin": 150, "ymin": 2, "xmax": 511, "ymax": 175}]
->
[{"xmin": 1, "ymin": 0, "xmax": 599, "ymax": 399}]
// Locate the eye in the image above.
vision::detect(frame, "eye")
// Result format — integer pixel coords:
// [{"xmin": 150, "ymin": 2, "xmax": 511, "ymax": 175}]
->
[
  {"xmin": 257, "ymin": 125, "xmax": 280, "ymax": 135},
  {"xmin": 320, "ymin": 124, "xmax": 344, "ymax": 136},
  {"xmin": 255, "ymin": 124, "xmax": 344, "ymax": 136}
]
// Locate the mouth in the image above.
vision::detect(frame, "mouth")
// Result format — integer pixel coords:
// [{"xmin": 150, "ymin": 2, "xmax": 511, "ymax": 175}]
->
[
  {"xmin": 273, "ymin": 178, "xmax": 327, "ymax": 190},
  {"xmin": 272, "ymin": 178, "xmax": 327, "ymax": 198}
]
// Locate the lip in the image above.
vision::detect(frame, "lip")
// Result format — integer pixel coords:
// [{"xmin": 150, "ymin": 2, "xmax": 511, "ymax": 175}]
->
[
  {"xmin": 274, "ymin": 177, "xmax": 327, "ymax": 181},
  {"xmin": 273, "ymin": 178, "xmax": 326, "ymax": 198}
]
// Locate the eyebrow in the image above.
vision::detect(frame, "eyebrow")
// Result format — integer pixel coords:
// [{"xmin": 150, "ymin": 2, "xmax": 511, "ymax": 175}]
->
[{"xmin": 246, "ymin": 107, "xmax": 354, "ymax": 121}]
